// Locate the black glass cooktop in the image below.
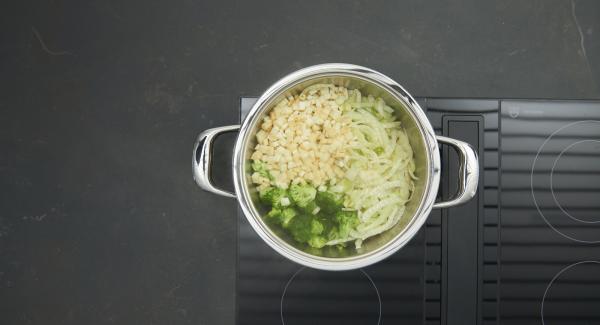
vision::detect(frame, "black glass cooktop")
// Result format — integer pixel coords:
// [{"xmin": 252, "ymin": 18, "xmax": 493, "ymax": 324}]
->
[{"xmin": 237, "ymin": 98, "xmax": 600, "ymax": 325}]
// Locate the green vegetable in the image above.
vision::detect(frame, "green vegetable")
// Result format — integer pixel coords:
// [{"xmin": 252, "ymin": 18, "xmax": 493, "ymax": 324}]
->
[
  {"xmin": 265, "ymin": 207, "xmax": 297, "ymax": 227},
  {"xmin": 310, "ymin": 219, "xmax": 324, "ymax": 235},
  {"xmin": 252, "ymin": 160, "xmax": 273, "ymax": 180},
  {"xmin": 298, "ymin": 201, "xmax": 319, "ymax": 215},
  {"xmin": 266, "ymin": 208, "xmax": 281, "ymax": 221},
  {"xmin": 283, "ymin": 214, "xmax": 327, "ymax": 248},
  {"xmin": 288, "ymin": 184, "xmax": 317, "ymax": 208},
  {"xmin": 280, "ymin": 208, "xmax": 297, "ymax": 228},
  {"xmin": 315, "ymin": 191, "xmax": 343, "ymax": 214},
  {"xmin": 259, "ymin": 187, "xmax": 286, "ymax": 207},
  {"xmin": 335, "ymin": 210, "xmax": 359, "ymax": 238},
  {"xmin": 288, "ymin": 214, "xmax": 313, "ymax": 243},
  {"xmin": 308, "ymin": 236, "xmax": 327, "ymax": 248},
  {"xmin": 323, "ymin": 211, "xmax": 358, "ymax": 241}
]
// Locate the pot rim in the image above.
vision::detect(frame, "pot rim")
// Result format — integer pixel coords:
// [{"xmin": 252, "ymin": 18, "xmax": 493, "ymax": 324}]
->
[{"xmin": 232, "ymin": 63, "xmax": 440, "ymax": 270}]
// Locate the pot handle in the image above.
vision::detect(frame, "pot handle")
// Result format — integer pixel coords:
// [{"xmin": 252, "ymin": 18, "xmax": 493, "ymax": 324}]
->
[
  {"xmin": 192, "ymin": 125, "xmax": 240, "ymax": 198},
  {"xmin": 432, "ymin": 136, "xmax": 479, "ymax": 209}
]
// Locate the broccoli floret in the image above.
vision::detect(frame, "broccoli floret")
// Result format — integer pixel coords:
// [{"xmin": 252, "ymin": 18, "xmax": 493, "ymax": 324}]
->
[
  {"xmin": 308, "ymin": 236, "xmax": 327, "ymax": 248},
  {"xmin": 259, "ymin": 187, "xmax": 286, "ymax": 207},
  {"xmin": 297, "ymin": 201, "xmax": 319, "ymax": 215},
  {"xmin": 280, "ymin": 208, "xmax": 297, "ymax": 228},
  {"xmin": 267, "ymin": 208, "xmax": 281, "ymax": 217},
  {"xmin": 287, "ymin": 214, "xmax": 314, "ymax": 243},
  {"xmin": 265, "ymin": 207, "xmax": 297, "ymax": 227},
  {"xmin": 266, "ymin": 208, "xmax": 282, "ymax": 224},
  {"xmin": 287, "ymin": 217, "xmax": 326, "ymax": 248},
  {"xmin": 335, "ymin": 210, "xmax": 359, "ymax": 238},
  {"xmin": 325, "ymin": 210, "xmax": 359, "ymax": 240},
  {"xmin": 310, "ymin": 219, "xmax": 324, "ymax": 235},
  {"xmin": 315, "ymin": 191, "xmax": 343, "ymax": 214},
  {"xmin": 288, "ymin": 183, "xmax": 317, "ymax": 208},
  {"xmin": 252, "ymin": 160, "xmax": 273, "ymax": 180}
]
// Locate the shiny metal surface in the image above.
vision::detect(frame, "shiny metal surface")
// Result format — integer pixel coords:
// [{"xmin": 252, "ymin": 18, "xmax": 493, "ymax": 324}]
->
[
  {"xmin": 432, "ymin": 135, "xmax": 479, "ymax": 209},
  {"xmin": 193, "ymin": 125, "xmax": 240, "ymax": 198},
  {"xmin": 194, "ymin": 63, "xmax": 480, "ymax": 270}
]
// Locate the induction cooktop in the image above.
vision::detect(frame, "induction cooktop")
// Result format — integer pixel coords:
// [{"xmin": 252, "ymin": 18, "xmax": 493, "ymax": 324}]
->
[{"xmin": 236, "ymin": 98, "xmax": 600, "ymax": 325}]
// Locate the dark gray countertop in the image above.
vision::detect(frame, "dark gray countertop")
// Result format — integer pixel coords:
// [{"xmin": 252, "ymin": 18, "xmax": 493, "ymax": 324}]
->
[{"xmin": 1, "ymin": 1, "xmax": 599, "ymax": 324}]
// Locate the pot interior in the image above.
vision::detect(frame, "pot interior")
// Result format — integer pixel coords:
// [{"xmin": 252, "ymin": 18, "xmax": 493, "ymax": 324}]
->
[{"xmin": 240, "ymin": 72, "xmax": 432, "ymax": 260}]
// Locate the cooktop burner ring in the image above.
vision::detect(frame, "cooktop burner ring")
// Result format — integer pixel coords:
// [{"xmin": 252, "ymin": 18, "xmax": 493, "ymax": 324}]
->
[
  {"xmin": 531, "ymin": 120, "xmax": 600, "ymax": 243},
  {"xmin": 550, "ymin": 139, "xmax": 600, "ymax": 224},
  {"xmin": 541, "ymin": 260, "xmax": 600, "ymax": 325},
  {"xmin": 280, "ymin": 267, "xmax": 382, "ymax": 325}
]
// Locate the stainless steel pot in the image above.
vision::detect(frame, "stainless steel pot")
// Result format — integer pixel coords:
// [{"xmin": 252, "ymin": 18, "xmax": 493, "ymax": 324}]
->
[{"xmin": 193, "ymin": 63, "xmax": 478, "ymax": 271}]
